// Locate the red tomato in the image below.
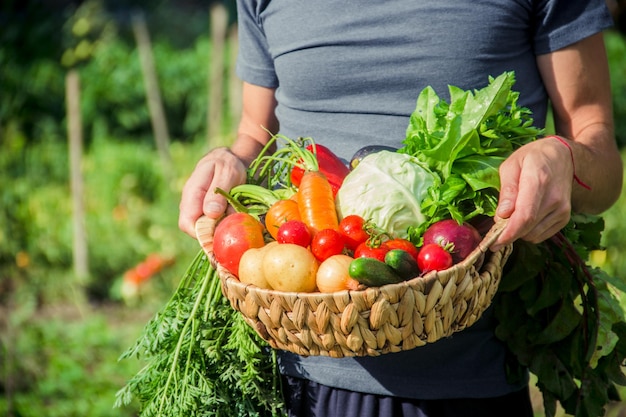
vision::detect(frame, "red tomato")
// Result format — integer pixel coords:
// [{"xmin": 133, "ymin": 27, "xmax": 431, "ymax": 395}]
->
[
  {"xmin": 277, "ymin": 220, "xmax": 312, "ymax": 247},
  {"xmin": 354, "ymin": 241, "xmax": 390, "ymax": 262},
  {"xmin": 338, "ymin": 214, "xmax": 369, "ymax": 251},
  {"xmin": 385, "ymin": 238, "xmax": 419, "ymax": 263},
  {"xmin": 311, "ymin": 228, "xmax": 345, "ymax": 262},
  {"xmin": 417, "ymin": 243, "xmax": 453, "ymax": 273},
  {"xmin": 213, "ymin": 213, "xmax": 266, "ymax": 277}
]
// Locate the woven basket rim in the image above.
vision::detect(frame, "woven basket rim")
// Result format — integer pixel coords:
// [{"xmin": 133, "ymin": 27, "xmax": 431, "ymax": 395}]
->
[{"xmin": 196, "ymin": 215, "xmax": 511, "ymax": 357}]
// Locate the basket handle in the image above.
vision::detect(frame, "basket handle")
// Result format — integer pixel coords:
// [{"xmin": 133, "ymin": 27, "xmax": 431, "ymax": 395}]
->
[
  {"xmin": 477, "ymin": 217, "xmax": 508, "ymax": 252},
  {"xmin": 195, "ymin": 214, "xmax": 224, "ymax": 257}
]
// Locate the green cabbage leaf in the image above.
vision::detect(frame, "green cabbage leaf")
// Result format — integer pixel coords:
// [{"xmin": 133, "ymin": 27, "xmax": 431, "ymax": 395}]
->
[{"xmin": 335, "ymin": 151, "xmax": 436, "ymax": 239}]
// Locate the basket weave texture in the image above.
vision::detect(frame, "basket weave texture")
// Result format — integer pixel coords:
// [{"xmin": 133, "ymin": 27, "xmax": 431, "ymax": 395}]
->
[{"xmin": 197, "ymin": 217, "xmax": 512, "ymax": 358}]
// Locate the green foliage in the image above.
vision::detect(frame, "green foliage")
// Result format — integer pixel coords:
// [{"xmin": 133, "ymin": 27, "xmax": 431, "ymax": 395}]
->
[
  {"xmin": 0, "ymin": 302, "xmax": 142, "ymax": 417},
  {"xmin": 0, "ymin": 123, "xmax": 229, "ymax": 417},
  {"xmin": 400, "ymin": 71, "xmax": 543, "ymax": 236},
  {"xmin": 1, "ymin": 1, "xmax": 229, "ymax": 144},
  {"xmin": 494, "ymin": 215, "xmax": 626, "ymax": 417},
  {"xmin": 598, "ymin": 150, "xmax": 626, "ymax": 279},
  {"xmin": 0, "ymin": 0, "xmax": 70, "ymax": 65},
  {"xmin": 78, "ymin": 35, "xmax": 213, "ymax": 143}
]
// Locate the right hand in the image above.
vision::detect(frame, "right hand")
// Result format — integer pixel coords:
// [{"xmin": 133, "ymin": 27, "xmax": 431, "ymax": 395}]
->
[{"xmin": 178, "ymin": 147, "xmax": 247, "ymax": 237}]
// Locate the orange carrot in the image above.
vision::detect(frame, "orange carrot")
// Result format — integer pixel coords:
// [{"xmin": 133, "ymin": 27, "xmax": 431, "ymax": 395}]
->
[
  {"xmin": 297, "ymin": 170, "xmax": 339, "ymax": 234},
  {"xmin": 265, "ymin": 199, "xmax": 301, "ymax": 240}
]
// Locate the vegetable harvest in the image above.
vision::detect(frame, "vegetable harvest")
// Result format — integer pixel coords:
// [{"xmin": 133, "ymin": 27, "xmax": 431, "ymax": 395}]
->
[{"xmin": 116, "ymin": 73, "xmax": 626, "ymax": 417}]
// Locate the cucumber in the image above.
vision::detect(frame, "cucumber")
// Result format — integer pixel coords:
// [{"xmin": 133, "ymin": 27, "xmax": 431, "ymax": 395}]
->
[
  {"xmin": 384, "ymin": 249, "xmax": 420, "ymax": 280},
  {"xmin": 348, "ymin": 257, "xmax": 403, "ymax": 287}
]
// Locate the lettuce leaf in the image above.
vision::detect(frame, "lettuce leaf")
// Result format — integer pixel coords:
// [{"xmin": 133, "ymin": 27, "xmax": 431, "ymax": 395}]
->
[{"xmin": 399, "ymin": 71, "xmax": 543, "ymax": 237}]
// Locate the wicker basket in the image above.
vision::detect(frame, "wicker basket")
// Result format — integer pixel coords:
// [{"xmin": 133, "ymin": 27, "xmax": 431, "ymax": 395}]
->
[{"xmin": 196, "ymin": 217, "xmax": 512, "ymax": 358}]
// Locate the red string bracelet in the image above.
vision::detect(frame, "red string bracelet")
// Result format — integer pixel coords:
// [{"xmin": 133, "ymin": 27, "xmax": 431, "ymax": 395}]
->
[{"xmin": 546, "ymin": 135, "xmax": 592, "ymax": 190}]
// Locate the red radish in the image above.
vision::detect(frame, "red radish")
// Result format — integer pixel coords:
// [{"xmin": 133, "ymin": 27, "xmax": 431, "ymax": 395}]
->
[{"xmin": 422, "ymin": 219, "xmax": 481, "ymax": 264}]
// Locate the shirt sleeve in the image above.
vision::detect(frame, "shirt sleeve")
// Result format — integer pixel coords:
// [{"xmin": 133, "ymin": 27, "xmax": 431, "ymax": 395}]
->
[
  {"xmin": 235, "ymin": 0, "xmax": 278, "ymax": 88},
  {"xmin": 532, "ymin": 0, "xmax": 614, "ymax": 54}
]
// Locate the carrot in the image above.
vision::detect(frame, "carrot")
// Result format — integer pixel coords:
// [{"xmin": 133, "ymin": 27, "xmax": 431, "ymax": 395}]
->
[
  {"xmin": 265, "ymin": 199, "xmax": 301, "ymax": 240},
  {"xmin": 297, "ymin": 170, "xmax": 339, "ymax": 234}
]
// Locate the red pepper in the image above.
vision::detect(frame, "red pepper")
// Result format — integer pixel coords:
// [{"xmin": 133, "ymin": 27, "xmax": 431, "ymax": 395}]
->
[{"xmin": 291, "ymin": 144, "xmax": 350, "ymax": 196}]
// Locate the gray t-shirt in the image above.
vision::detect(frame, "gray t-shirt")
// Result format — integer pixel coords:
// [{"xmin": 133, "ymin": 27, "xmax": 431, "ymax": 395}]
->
[{"xmin": 235, "ymin": 0, "xmax": 613, "ymax": 399}]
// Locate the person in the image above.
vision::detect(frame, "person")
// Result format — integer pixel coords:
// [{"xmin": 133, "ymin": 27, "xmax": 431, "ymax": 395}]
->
[{"xmin": 179, "ymin": 1, "xmax": 623, "ymax": 416}]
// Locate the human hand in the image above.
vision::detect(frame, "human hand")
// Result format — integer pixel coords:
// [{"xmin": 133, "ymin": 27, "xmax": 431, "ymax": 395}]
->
[
  {"xmin": 178, "ymin": 147, "xmax": 247, "ymax": 237},
  {"xmin": 491, "ymin": 137, "xmax": 575, "ymax": 251}
]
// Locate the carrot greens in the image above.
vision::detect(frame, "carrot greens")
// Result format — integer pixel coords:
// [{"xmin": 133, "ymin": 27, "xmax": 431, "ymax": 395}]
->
[{"xmin": 114, "ymin": 251, "xmax": 284, "ymax": 417}]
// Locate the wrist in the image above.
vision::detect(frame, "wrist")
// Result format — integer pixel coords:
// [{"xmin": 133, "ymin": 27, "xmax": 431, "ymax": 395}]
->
[
  {"xmin": 545, "ymin": 135, "xmax": 592, "ymax": 191},
  {"xmin": 230, "ymin": 134, "xmax": 271, "ymax": 166}
]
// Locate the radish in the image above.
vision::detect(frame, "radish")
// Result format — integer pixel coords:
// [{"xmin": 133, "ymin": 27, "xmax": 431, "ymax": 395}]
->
[{"xmin": 422, "ymin": 219, "xmax": 482, "ymax": 264}]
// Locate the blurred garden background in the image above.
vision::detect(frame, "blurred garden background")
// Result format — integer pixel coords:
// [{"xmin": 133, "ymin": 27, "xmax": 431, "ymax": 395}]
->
[{"xmin": 1, "ymin": 1, "xmax": 625, "ymax": 416}]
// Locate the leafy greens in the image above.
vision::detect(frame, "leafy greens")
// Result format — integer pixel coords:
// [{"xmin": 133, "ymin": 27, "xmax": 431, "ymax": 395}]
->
[
  {"xmin": 399, "ymin": 71, "xmax": 543, "ymax": 238},
  {"xmin": 400, "ymin": 71, "xmax": 626, "ymax": 416},
  {"xmin": 336, "ymin": 151, "xmax": 435, "ymax": 239},
  {"xmin": 494, "ymin": 215, "xmax": 626, "ymax": 417}
]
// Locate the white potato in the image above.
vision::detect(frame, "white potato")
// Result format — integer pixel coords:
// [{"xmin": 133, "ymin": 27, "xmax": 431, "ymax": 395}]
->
[
  {"xmin": 262, "ymin": 243, "xmax": 318, "ymax": 292},
  {"xmin": 238, "ymin": 242, "xmax": 278, "ymax": 289}
]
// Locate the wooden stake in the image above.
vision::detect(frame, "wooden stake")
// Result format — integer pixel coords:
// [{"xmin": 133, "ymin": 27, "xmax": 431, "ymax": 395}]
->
[
  {"xmin": 66, "ymin": 69, "xmax": 89, "ymax": 282},
  {"xmin": 132, "ymin": 11, "xmax": 172, "ymax": 171},
  {"xmin": 207, "ymin": 2, "xmax": 228, "ymax": 144}
]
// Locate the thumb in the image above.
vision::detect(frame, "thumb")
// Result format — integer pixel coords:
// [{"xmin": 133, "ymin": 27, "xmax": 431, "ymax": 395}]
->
[
  {"xmin": 496, "ymin": 191, "xmax": 515, "ymax": 219},
  {"xmin": 203, "ymin": 189, "xmax": 228, "ymax": 219},
  {"xmin": 496, "ymin": 161, "xmax": 520, "ymax": 220}
]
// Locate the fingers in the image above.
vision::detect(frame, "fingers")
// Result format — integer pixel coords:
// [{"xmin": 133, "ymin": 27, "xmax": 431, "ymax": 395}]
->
[
  {"xmin": 178, "ymin": 148, "xmax": 247, "ymax": 238},
  {"xmin": 491, "ymin": 143, "xmax": 572, "ymax": 251}
]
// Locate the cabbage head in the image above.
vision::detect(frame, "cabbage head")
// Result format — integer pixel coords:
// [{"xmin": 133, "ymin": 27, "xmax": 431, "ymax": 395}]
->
[{"xmin": 335, "ymin": 151, "xmax": 436, "ymax": 239}]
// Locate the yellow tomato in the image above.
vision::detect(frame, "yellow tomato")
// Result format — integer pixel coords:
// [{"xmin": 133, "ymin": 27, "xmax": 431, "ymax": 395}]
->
[{"xmin": 316, "ymin": 254, "xmax": 360, "ymax": 293}]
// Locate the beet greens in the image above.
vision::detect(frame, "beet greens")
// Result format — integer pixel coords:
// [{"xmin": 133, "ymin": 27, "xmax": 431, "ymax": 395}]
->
[
  {"xmin": 494, "ymin": 215, "xmax": 626, "ymax": 417},
  {"xmin": 401, "ymin": 72, "xmax": 626, "ymax": 416}
]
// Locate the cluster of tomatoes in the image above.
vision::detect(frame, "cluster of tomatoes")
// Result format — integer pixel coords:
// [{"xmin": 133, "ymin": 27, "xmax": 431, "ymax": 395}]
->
[
  {"xmin": 211, "ymin": 201, "xmax": 486, "ymax": 293},
  {"xmin": 277, "ymin": 214, "xmax": 459, "ymax": 273},
  {"xmin": 278, "ymin": 214, "xmax": 407, "ymax": 260}
]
